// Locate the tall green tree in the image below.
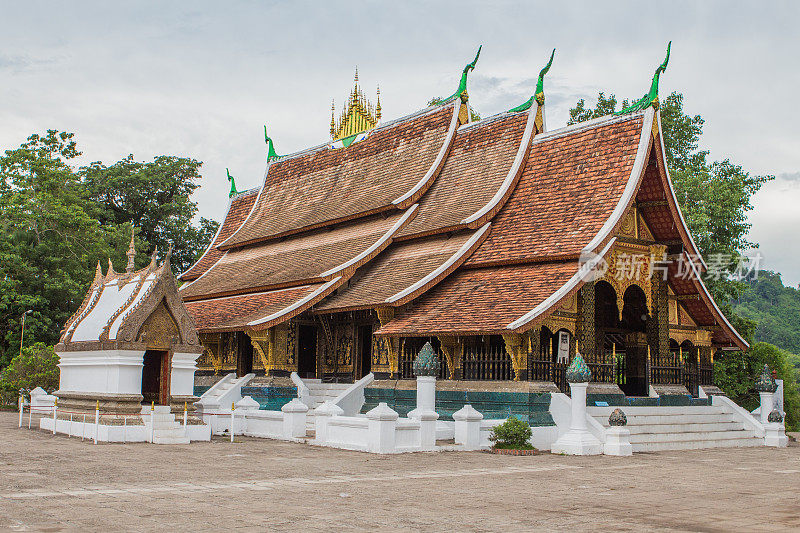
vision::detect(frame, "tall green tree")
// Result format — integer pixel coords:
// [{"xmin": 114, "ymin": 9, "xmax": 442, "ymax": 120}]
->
[
  {"xmin": 568, "ymin": 91, "xmax": 772, "ymax": 304},
  {"xmin": 0, "ymin": 131, "xmax": 120, "ymax": 365},
  {"xmin": 0, "ymin": 130, "xmax": 219, "ymax": 365},
  {"xmin": 81, "ymin": 155, "xmax": 219, "ymax": 274}
]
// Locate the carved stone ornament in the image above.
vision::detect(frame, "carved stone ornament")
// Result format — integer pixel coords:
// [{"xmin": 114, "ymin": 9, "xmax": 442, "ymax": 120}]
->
[
  {"xmin": 608, "ymin": 408, "xmax": 628, "ymax": 427},
  {"xmin": 754, "ymin": 364, "xmax": 777, "ymax": 393},
  {"xmin": 566, "ymin": 352, "xmax": 592, "ymax": 383},
  {"xmin": 767, "ymin": 408, "xmax": 784, "ymax": 424},
  {"xmin": 413, "ymin": 341, "xmax": 440, "ymax": 377}
]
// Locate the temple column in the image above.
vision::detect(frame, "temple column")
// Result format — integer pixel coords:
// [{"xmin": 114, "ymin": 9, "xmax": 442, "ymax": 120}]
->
[
  {"xmin": 576, "ymin": 282, "xmax": 597, "ymax": 365},
  {"xmin": 438, "ymin": 336, "xmax": 462, "ymax": 380},
  {"xmin": 376, "ymin": 308, "xmax": 400, "ymax": 379},
  {"xmin": 502, "ymin": 333, "xmax": 527, "ymax": 381}
]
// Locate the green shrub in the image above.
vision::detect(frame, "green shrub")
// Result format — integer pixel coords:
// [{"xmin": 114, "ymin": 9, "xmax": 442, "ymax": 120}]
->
[
  {"xmin": 716, "ymin": 342, "xmax": 799, "ymax": 431},
  {"xmin": 0, "ymin": 343, "xmax": 59, "ymax": 407},
  {"xmin": 488, "ymin": 416, "xmax": 533, "ymax": 450}
]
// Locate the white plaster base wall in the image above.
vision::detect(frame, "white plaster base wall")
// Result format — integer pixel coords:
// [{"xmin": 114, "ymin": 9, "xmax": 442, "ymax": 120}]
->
[
  {"xmin": 40, "ymin": 417, "xmax": 149, "ymax": 442},
  {"xmin": 170, "ymin": 352, "xmax": 201, "ymax": 397},
  {"xmin": 57, "ymin": 350, "xmax": 144, "ymax": 395},
  {"xmin": 243, "ymin": 411, "xmax": 287, "ymax": 440},
  {"xmin": 40, "ymin": 416, "xmax": 211, "ymax": 442},
  {"xmin": 323, "ymin": 417, "xmax": 370, "ymax": 452}
]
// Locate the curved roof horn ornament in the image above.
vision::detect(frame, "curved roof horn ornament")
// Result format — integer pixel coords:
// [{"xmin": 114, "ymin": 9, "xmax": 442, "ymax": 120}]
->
[
  {"xmin": 508, "ymin": 48, "xmax": 555, "ymax": 112},
  {"xmin": 264, "ymin": 125, "xmax": 280, "ymax": 162},
  {"xmin": 616, "ymin": 41, "xmax": 671, "ymax": 115},
  {"xmin": 226, "ymin": 168, "xmax": 238, "ymax": 198},
  {"xmin": 442, "ymin": 45, "xmax": 482, "ymax": 103}
]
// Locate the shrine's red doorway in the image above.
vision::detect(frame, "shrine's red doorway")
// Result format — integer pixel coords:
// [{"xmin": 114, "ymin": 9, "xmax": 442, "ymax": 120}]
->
[{"xmin": 142, "ymin": 350, "xmax": 171, "ymax": 405}]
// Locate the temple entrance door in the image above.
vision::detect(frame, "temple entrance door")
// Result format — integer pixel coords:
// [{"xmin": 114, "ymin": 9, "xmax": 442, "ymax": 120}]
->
[
  {"xmin": 297, "ymin": 325, "xmax": 318, "ymax": 378},
  {"xmin": 236, "ymin": 331, "xmax": 253, "ymax": 377},
  {"xmin": 356, "ymin": 325, "xmax": 372, "ymax": 379},
  {"xmin": 142, "ymin": 350, "xmax": 171, "ymax": 405},
  {"xmin": 620, "ymin": 286, "xmax": 649, "ymax": 397}
]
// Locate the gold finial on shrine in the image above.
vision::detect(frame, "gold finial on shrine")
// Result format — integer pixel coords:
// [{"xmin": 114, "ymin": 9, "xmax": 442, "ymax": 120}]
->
[
  {"xmin": 376, "ymin": 85, "xmax": 381, "ymax": 121},
  {"xmin": 126, "ymin": 226, "xmax": 136, "ymax": 273},
  {"xmin": 107, "ymin": 257, "xmax": 116, "ymax": 276}
]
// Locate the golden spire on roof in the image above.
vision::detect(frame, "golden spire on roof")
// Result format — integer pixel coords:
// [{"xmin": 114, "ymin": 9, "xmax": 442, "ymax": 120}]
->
[{"xmin": 331, "ymin": 68, "xmax": 381, "ymax": 141}]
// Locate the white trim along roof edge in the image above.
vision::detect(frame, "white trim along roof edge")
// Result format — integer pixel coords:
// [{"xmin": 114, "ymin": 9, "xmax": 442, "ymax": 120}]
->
[{"xmin": 506, "ymin": 238, "xmax": 617, "ymax": 331}]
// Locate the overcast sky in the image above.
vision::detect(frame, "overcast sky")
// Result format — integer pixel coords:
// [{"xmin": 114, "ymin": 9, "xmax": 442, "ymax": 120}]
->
[{"xmin": 2, "ymin": 1, "xmax": 798, "ymax": 285}]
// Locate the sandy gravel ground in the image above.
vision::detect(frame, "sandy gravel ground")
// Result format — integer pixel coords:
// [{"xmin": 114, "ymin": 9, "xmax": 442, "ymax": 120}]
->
[{"xmin": 0, "ymin": 411, "xmax": 798, "ymax": 532}]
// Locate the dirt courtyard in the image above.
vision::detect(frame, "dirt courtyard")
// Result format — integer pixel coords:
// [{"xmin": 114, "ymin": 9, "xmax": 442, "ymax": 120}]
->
[{"xmin": 0, "ymin": 411, "xmax": 798, "ymax": 532}]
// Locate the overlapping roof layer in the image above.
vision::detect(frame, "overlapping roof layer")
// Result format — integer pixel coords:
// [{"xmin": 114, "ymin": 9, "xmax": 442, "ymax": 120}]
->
[
  {"xmin": 179, "ymin": 188, "xmax": 258, "ymax": 282},
  {"xmin": 221, "ymin": 103, "xmax": 457, "ymax": 248},
  {"xmin": 180, "ymin": 98, "xmax": 745, "ymax": 348}
]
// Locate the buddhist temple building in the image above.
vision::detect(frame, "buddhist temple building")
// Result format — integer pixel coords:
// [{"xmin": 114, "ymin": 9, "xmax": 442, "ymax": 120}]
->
[
  {"xmin": 56, "ymin": 235, "xmax": 204, "ymax": 419},
  {"xmin": 179, "ymin": 46, "xmax": 746, "ymax": 412}
]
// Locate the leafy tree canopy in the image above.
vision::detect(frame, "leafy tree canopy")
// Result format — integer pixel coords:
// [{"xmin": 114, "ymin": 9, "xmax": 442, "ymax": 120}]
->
[
  {"xmin": 0, "ymin": 130, "xmax": 219, "ymax": 366},
  {"xmin": 0, "ymin": 343, "xmax": 59, "ymax": 406},
  {"xmin": 568, "ymin": 91, "xmax": 772, "ymax": 304}
]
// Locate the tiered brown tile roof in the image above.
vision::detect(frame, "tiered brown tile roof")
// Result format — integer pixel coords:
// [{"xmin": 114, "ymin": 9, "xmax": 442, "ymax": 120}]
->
[
  {"xmin": 466, "ymin": 114, "xmax": 645, "ymax": 266},
  {"xmin": 179, "ymin": 188, "xmax": 258, "ymax": 282},
  {"xmin": 220, "ymin": 104, "xmax": 456, "ymax": 249},
  {"xmin": 180, "ymin": 210, "xmax": 414, "ymax": 301},
  {"xmin": 315, "ymin": 226, "xmax": 488, "ymax": 312},
  {"xmin": 397, "ymin": 113, "xmax": 527, "ymax": 238},
  {"xmin": 376, "ymin": 262, "xmax": 577, "ymax": 336},
  {"xmin": 185, "ymin": 285, "xmax": 325, "ymax": 332}
]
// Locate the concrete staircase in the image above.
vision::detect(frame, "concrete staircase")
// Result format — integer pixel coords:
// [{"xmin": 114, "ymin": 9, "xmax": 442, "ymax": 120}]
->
[
  {"xmin": 300, "ymin": 380, "xmax": 352, "ymax": 432},
  {"xmin": 144, "ymin": 405, "xmax": 190, "ymax": 445},
  {"xmin": 588, "ymin": 405, "xmax": 763, "ymax": 452}
]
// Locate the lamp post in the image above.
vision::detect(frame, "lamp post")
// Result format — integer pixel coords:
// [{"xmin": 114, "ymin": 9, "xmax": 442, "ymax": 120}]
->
[{"xmin": 19, "ymin": 310, "xmax": 32, "ymax": 358}]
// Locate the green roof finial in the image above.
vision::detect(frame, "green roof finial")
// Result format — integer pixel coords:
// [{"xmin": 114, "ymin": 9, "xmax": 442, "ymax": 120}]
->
[
  {"xmin": 226, "ymin": 168, "xmax": 238, "ymax": 198},
  {"xmin": 264, "ymin": 125, "xmax": 280, "ymax": 162},
  {"xmin": 615, "ymin": 41, "xmax": 671, "ymax": 115},
  {"xmin": 508, "ymin": 48, "xmax": 556, "ymax": 113},
  {"xmin": 443, "ymin": 45, "xmax": 481, "ymax": 102}
]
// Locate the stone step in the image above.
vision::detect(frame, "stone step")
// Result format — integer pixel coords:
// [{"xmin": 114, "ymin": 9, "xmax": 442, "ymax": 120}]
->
[
  {"xmin": 153, "ymin": 422, "xmax": 182, "ymax": 431},
  {"xmin": 587, "ymin": 406, "xmax": 727, "ymax": 417},
  {"xmin": 150, "ymin": 413, "xmax": 179, "ymax": 423},
  {"xmin": 153, "ymin": 436, "xmax": 190, "ymax": 445},
  {"xmin": 632, "ymin": 437, "xmax": 762, "ymax": 452},
  {"xmin": 595, "ymin": 413, "xmax": 739, "ymax": 426},
  {"xmin": 153, "ymin": 427, "xmax": 188, "ymax": 438},
  {"xmin": 628, "ymin": 430, "xmax": 757, "ymax": 444},
  {"xmin": 606, "ymin": 422, "xmax": 746, "ymax": 435}
]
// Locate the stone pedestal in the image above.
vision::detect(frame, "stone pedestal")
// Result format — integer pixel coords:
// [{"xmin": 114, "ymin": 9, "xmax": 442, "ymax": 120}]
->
[
  {"xmin": 551, "ymin": 382, "xmax": 602, "ymax": 455},
  {"xmin": 366, "ymin": 403, "xmax": 398, "ymax": 454},
  {"xmin": 453, "ymin": 404, "xmax": 484, "ymax": 451},
  {"xmin": 313, "ymin": 401, "xmax": 343, "ymax": 444},
  {"xmin": 764, "ymin": 422, "xmax": 789, "ymax": 448},
  {"xmin": 281, "ymin": 398, "xmax": 308, "ymax": 438},
  {"xmin": 603, "ymin": 427, "xmax": 632, "ymax": 456},
  {"xmin": 758, "ymin": 392, "xmax": 775, "ymax": 424}
]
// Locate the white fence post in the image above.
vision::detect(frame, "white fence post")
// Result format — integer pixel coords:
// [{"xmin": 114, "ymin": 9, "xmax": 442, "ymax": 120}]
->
[
  {"xmin": 183, "ymin": 402, "xmax": 188, "ymax": 429},
  {"xmin": 52, "ymin": 398, "xmax": 57, "ymax": 435},
  {"xmin": 758, "ymin": 391, "xmax": 774, "ymax": 424},
  {"xmin": 230, "ymin": 402, "xmax": 235, "ymax": 443},
  {"xmin": 94, "ymin": 401, "xmax": 100, "ymax": 444},
  {"xmin": 366, "ymin": 403, "xmax": 399, "ymax": 454},
  {"xmin": 149, "ymin": 401, "xmax": 154, "ymax": 443},
  {"xmin": 18, "ymin": 393, "xmax": 24, "ymax": 428},
  {"xmin": 314, "ymin": 402, "xmax": 344, "ymax": 444},
  {"xmin": 453, "ymin": 405, "xmax": 483, "ymax": 450},
  {"xmin": 282, "ymin": 398, "xmax": 309, "ymax": 439}
]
